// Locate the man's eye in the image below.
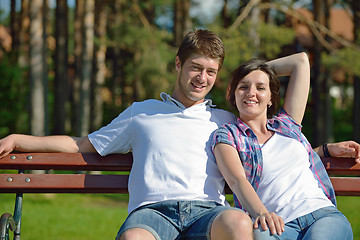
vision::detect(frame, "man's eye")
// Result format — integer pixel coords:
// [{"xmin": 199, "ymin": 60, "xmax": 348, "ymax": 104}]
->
[{"xmin": 208, "ymin": 71, "xmax": 216, "ymax": 76}]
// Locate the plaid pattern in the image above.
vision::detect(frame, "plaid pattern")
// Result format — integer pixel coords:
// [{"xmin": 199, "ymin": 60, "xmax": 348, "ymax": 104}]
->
[{"xmin": 212, "ymin": 108, "xmax": 336, "ymax": 209}]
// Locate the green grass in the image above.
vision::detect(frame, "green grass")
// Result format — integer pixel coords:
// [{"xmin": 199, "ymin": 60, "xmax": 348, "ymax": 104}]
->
[
  {"xmin": 0, "ymin": 194, "xmax": 359, "ymax": 239},
  {"xmin": 0, "ymin": 193, "xmax": 129, "ymax": 240}
]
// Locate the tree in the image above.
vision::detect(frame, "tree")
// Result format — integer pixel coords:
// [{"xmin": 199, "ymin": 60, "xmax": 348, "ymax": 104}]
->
[
  {"xmin": 54, "ymin": 0, "xmax": 69, "ymax": 134},
  {"xmin": 350, "ymin": 0, "xmax": 360, "ymax": 143},
  {"xmin": 79, "ymin": 0, "xmax": 95, "ymax": 136},
  {"xmin": 18, "ymin": 0, "xmax": 29, "ymax": 68},
  {"xmin": 29, "ymin": 0, "xmax": 47, "ymax": 137},
  {"xmin": 91, "ymin": 1, "xmax": 108, "ymax": 131},
  {"xmin": 311, "ymin": 0, "xmax": 328, "ymax": 146},
  {"xmin": 72, "ymin": 0, "xmax": 85, "ymax": 135},
  {"xmin": 173, "ymin": 0, "xmax": 191, "ymax": 46}
]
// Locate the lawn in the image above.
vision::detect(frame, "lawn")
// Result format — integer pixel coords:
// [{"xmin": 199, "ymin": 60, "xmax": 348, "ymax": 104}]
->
[{"xmin": 0, "ymin": 194, "xmax": 359, "ymax": 239}]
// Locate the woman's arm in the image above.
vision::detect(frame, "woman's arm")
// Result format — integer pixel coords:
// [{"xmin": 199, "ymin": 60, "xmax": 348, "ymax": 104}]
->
[
  {"xmin": 0, "ymin": 134, "xmax": 96, "ymax": 158},
  {"xmin": 267, "ymin": 52, "xmax": 310, "ymax": 124},
  {"xmin": 214, "ymin": 143, "xmax": 284, "ymax": 235}
]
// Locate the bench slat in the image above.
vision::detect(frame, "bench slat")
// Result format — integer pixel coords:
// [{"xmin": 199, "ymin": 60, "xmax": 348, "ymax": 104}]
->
[
  {"xmin": 0, "ymin": 153, "xmax": 359, "ymax": 195},
  {"xmin": 330, "ymin": 177, "xmax": 360, "ymax": 196},
  {"xmin": 322, "ymin": 157, "xmax": 360, "ymax": 175},
  {"xmin": 0, "ymin": 174, "xmax": 129, "ymax": 194},
  {"xmin": 0, "ymin": 153, "xmax": 133, "ymax": 171}
]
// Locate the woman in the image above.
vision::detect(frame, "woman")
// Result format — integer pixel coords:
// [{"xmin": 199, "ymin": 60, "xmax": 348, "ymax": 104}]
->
[{"xmin": 211, "ymin": 52, "xmax": 357, "ymax": 239}]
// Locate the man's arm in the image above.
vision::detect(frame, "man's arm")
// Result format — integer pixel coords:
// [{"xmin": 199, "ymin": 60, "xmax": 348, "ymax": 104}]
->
[
  {"xmin": 314, "ymin": 140, "xmax": 360, "ymax": 164},
  {"xmin": 0, "ymin": 134, "xmax": 96, "ymax": 158}
]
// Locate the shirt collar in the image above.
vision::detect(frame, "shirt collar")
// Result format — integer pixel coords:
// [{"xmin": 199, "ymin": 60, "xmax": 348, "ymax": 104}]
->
[
  {"xmin": 160, "ymin": 92, "xmax": 215, "ymax": 109},
  {"xmin": 235, "ymin": 117, "xmax": 284, "ymax": 137}
]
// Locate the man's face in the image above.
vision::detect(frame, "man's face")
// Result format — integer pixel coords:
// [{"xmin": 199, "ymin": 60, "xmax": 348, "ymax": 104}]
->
[{"xmin": 173, "ymin": 54, "xmax": 219, "ymax": 108}]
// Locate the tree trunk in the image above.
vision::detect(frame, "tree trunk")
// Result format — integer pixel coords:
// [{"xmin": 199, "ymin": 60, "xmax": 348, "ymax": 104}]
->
[
  {"xmin": 173, "ymin": 0, "xmax": 191, "ymax": 47},
  {"xmin": 351, "ymin": 0, "xmax": 360, "ymax": 143},
  {"xmin": 54, "ymin": 0, "xmax": 68, "ymax": 134},
  {"xmin": 10, "ymin": 0, "xmax": 19, "ymax": 58},
  {"xmin": 79, "ymin": 0, "xmax": 95, "ymax": 136},
  {"xmin": 221, "ymin": 0, "xmax": 232, "ymax": 28},
  {"xmin": 91, "ymin": 1, "xmax": 107, "ymax": 132},
  {"xmin": 250, "ymin": 2, "xmax": 260, "ymax": 58},
  {"xmin": 29, "ymin": 0, "xmax": 46, "ymax": 137},
  {"xmin": 18, "ymin": 0, "xmax": 29, "ymax": 68},
  {"xmin": 72, "ymin": 0, "xmax": 84, "ymax": 135},
  {"xmin": 43, "ymin": 0, "xmax": 50, "ymax": 135},
  {"xmin": 311, "ymin": 0, "xmax": 326, "ymax": 146}
]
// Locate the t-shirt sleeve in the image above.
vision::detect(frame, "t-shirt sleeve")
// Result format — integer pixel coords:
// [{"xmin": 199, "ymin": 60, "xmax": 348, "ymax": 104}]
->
[
  {"xmin": 276, "ymin": 107, "xmax": 303, "ymax": 132},
  {"xmin": 211, "ymin": 125, "xmax": 237, "ymax": 152},
  {"xmin": 88, "ymin": 105, "xmax": 133, "ymax": 156}
]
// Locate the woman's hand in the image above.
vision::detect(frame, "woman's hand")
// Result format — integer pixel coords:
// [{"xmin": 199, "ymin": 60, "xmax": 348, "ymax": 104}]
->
[{"xmin": 253, "ymin": 212, "xmax": 284, "ymax": 236}]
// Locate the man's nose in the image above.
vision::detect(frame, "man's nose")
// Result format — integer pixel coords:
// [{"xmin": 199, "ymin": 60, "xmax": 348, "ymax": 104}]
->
[{"xmin": 197, "ymin": 70, "xmax": 206, "ymax": 83}]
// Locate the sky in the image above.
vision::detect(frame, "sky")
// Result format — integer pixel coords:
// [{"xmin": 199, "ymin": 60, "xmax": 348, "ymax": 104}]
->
[{"xmin": 0, "ymin": 0, "xmax": 311, "ymax": 25}]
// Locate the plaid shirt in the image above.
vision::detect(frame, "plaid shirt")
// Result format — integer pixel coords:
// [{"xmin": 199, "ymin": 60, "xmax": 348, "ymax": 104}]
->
[{"xmin": 212, "ymin": 108, "xmax": 336, "ymax": 209}]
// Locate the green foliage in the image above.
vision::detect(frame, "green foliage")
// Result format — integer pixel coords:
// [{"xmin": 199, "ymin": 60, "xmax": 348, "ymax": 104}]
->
[
  {"xmin": 207, "ymin": 21, "xmax": 295, "ymax": 111},
  {"xmin": 258, "ymin": 22, "xmax": 295, "ymax": 59},
  {"xmin": 115, "ymin": 25, "xmax": 175, "ymax": 100},
  {"xmin": 322, "ymin": 48, "xmax": 360, "ymax": 76},
  {"xmin": 0, "ymin": 57, "xmax": 29, "ymax": 137}
]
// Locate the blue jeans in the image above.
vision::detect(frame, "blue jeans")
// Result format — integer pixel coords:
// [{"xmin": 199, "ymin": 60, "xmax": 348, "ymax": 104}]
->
[
  {"xmin": 254, "ymin": 206, "xmax": 353, "ymax": 240},
  {"xmin": 116, "ymin": 200, "xmax": 243, "ymax": 240}
]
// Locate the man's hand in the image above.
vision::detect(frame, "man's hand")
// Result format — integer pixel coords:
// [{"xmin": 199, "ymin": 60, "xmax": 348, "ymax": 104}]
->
[
  {"xmin": 0, "ymin": 135, "xmax": 16, "ymax": 158},
  {"xmin": 253, "ymin": 212, "xmax": 284, "ymax": 236},
  {"xmin": 327, "ymin": 141, "xmax": 360, "ymax": 164}
]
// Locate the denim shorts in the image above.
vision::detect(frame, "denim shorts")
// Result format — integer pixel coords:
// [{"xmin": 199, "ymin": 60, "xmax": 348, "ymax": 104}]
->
[
  {"xmin": 253, "ymin": 206, "xmax": 353, "ymax": 240},
  {"xmin": 116, "ymin": 200, "xmax": 241, "ymax": 240}
]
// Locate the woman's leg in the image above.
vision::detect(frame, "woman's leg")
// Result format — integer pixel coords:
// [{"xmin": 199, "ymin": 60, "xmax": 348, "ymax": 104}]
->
[{"xmin": 302, "ymin": 206, "xmax": 353, "ymax": 240}]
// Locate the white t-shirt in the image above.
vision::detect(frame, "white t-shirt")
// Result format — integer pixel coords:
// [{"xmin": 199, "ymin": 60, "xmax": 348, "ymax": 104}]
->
[
  {"xmin": 88, "ymin": 93, "xmax": 236, "ymax": 213},
  {"xmin": 258, "ymin": 132, "xmax": 333, "ymax": 223}
]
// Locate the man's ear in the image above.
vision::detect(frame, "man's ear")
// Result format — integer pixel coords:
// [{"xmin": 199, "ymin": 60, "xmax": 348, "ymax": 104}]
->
[{"xmin": 175, "ymin": 56, "xmax": 181, "ymax": 71}]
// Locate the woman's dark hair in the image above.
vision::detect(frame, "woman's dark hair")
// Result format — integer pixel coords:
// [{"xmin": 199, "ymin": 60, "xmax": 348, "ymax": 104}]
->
[
  {"xmin": 227, "ymin": 59, "xmax": 280, "ymax": 118},
  {"xmin": 176, "ymin": 29, "xmax": 225, "ymax": 70}
]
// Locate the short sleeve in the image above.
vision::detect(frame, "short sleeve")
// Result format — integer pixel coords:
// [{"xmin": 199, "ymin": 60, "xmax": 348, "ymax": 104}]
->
[{"xmin": 88, "ymin": 105, "xmax": 133, "ymax": 156}]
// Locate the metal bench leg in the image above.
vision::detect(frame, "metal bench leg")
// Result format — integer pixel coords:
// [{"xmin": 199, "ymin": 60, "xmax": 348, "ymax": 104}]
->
[{"xmin": 13, "ymin": 193, "xmax": 23, "ymax": 240}]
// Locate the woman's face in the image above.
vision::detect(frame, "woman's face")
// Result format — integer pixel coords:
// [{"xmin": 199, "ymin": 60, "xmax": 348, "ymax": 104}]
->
[{"xmin": 235, "ymin": 70, "xmax": 272, "ymax": 121}]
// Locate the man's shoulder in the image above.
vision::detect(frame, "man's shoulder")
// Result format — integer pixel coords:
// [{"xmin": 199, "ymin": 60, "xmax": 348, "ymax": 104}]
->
[
  {"xmin": 131, "ymin": 98, "xmax": 164, "ymax": 108},
  {"xmin": 210, "ymin": 107, "xmax": 236, "ymax": 124}
]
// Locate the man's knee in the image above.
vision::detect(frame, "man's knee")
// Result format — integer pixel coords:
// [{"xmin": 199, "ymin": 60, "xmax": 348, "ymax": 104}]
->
[
  {"xmin": 211, "ymin": 209, "xmax": 253, "ymax": 239},
  {"xmin": 118, "ymin": 228, "xmax": 156, "ymax": 240}
]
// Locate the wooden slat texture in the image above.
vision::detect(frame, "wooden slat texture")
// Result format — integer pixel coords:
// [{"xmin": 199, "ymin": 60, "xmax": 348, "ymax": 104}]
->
[
  {"xmin": 330, "ymin": 177, "xmax": 360, "ymax": 196},
  {"xmin": 0, "ymin": 174, "xmax": 129, "ymax": 193},
  {"xmin": 0, "ymin": 152, "xmax": 133, "ymax": 171},
  {"xmin": 0, "ymin": 153, "xmax": 359, "ymax": 195},
  {"xmin": 322, "ymin": 157, "xmax": 360, "ymax": 176}
]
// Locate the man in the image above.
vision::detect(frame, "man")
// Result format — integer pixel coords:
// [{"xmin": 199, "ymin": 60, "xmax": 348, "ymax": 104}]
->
[
  {"xmin": 0, "ymin": 30, "xmax": 359, "ymax": 240},
  {"xmin": 0, "ymin": 30, "xmax": 254, "ymax": 240}
]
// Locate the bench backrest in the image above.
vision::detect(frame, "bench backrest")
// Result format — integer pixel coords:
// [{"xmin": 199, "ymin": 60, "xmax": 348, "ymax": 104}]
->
[{"xmin": 0, "ymin": 153, "xmax": 359, "ymax": 195}]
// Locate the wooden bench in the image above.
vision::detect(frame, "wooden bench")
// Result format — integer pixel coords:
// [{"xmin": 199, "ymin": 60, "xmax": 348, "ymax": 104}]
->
[{"xmin": 0, "ymin": 152, "xmax": 359, "ymax": 239}]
